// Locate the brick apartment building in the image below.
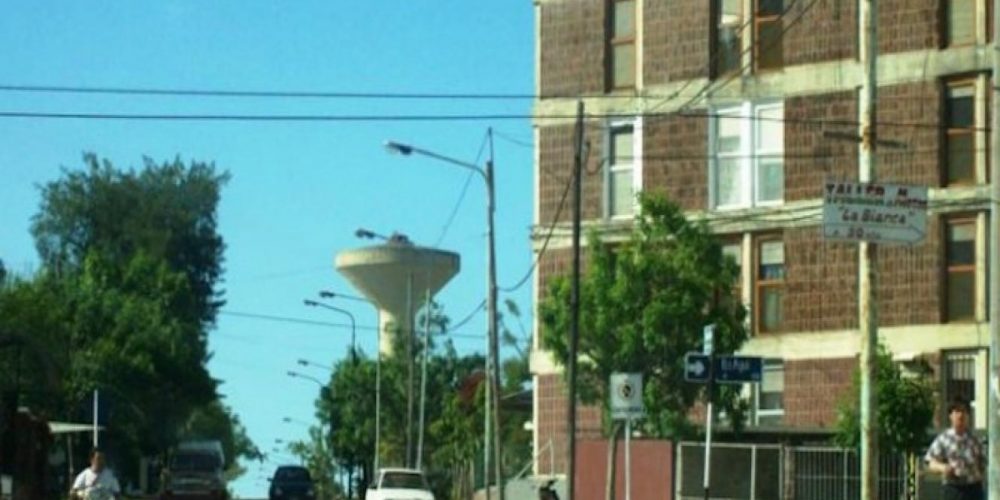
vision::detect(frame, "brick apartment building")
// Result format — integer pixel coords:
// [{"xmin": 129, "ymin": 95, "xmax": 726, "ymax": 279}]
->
[{"xmin": 528, "ymin": 0, "xmax": 997, "ymax": 476}]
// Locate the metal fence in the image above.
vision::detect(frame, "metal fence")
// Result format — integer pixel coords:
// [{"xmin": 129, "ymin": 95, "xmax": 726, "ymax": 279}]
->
[{"xmin": 676, "ymin": 442, "xmax": 928, "ymax": 500}]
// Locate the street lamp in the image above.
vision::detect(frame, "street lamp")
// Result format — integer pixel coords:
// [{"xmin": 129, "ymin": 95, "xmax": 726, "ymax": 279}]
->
[
  {"xmin": 384, "ymin": 135, "xmax": 503, "ymax": 499},
  {"xmin": 287, "ymin": 370, "xmax": 326, "ymax": 389},
  {"xmin": 297, "ymin": 359, "xmax": 332, "ymax": 372},
  {"xmin": 304, "ymin": 299, "xmax": 358, "ymax": 361},
  {"xmin": 282, "ymin": 417, "xmax": 310, "ymax": 427},
  {"xmin": 321, "ymin": 288, "xmax": 384, "ymax": 476}
]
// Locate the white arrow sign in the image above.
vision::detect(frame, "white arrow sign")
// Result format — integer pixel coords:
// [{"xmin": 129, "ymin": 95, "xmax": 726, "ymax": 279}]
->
[{"xmin": 688, "ymin": 359, "xmax": 706, "ymax": 376}]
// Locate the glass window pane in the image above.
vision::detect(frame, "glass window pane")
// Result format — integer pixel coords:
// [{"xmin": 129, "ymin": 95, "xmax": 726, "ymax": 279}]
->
[
  {"xmin": 717, "ymin": 114, "xmax": 742, "ymax": 153},
  {"xmin": 610, "ymin": 168, "xmax": 634, "ymax": 217},
  {"xmin": 761, "ymin": 361, "xmax": 784, "ymax": 391},
  {"xmin": 612, "ymin": 43, "xmax": 636, "ymax": 88},
  {"xmin": 717, "ymin": 29, "xmax": 742, "ymax": 75},
  {"xmin": 758, "ymin": 0, "xmax": 786, "ymax": 16},
  {"xmin": 614, "ymin": 1, "xmax": 635, "ymax": 38},
  {"xmin": 757, "ymin": 107, "xmax": 783, "ymax": 151},
  {"xmin": 722, "ymin": 0, "xmax": 742, "ymax": 19},
  {"xmin": 759, "ymin": 392, "xmax": 783, "ymax": 410},
  {"xmin": 947, "ymin": 271, "xmax": 975, "ymax": 320},
  {"xmin": 948, "ymin": 88, "xmax": 975, "ymax": 127},
  {"xmin": 760, "ymin": 241, "xmax": 784, "ymax": 266},
  {"xmin": 757, "ymin": 158, "xmax": 784, "ymax": 203},
  {"xmin": 948, "ymin": 222, "xmax": 976, "ymax": 265},
  {"xmin": 612, "ymin": 128, "xmax": 634, "ymax": 165},
  {"xmin": 948, "ymin": 0, "xmax": 976, "ymax": 45},
  {"xmin": 947, "ymin": 133, "xmax": 975, "ymax": 184},
  {"xmin": 716, "ymin": 158, "xmax": 743, "ymax": 206},
  {"xmin": 757, "ymin": 20, "xmax": 784, "ymax": 70},
  {"xmin": 760, "ymin": 287, "xmax": 783, "ymax": 331}
]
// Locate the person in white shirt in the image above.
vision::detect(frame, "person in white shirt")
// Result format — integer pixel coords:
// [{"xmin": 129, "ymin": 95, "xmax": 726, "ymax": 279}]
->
[{"xmin": 71, "ymin": 448, "xmax": 121, "ymax": 500}]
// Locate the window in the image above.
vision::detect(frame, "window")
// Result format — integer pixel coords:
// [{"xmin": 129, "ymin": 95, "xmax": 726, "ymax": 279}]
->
[
  {"xmin": 756, "ymin": 238, "xmax": 785, "ymax": 333},
  {"xmin": 755, "ymin": 0, "xmax": 785, "ymax": 71},
  {"xmin": 711, "ymin": 103, "xmax": 784, "ymax": 209},
  {"xmin": 755, "ymin": 359, "xmax": 784, "ymax": 425},
  {"xmin": 945, "ymin": 218, "xmax": 976, "ymax": 321},
  {"xmin": 943, "ymin": 351, "xmax": 977, "ymax": 428},
  {"xmin": 947, "ymin": 0, "xmax": 976, "ymax": 46},
  {"xmin": 945, "ymin": 82, "xmax": 976, "ymax": 185},
  {"xmin": 605, "ymin": 122, "xmax": 640, "ymax": 218},
  {"xmin": 607, "ymin": 0, "xmax": 636, "ymax": 90},
  {"xmin": 714, "ymin": 0, "xmax": 743, "ymax": 76}
]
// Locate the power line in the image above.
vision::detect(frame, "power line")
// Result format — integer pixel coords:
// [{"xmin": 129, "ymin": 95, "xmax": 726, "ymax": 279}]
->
[
  {"xmin": 219, "ymin": 309, "xmax": 485, "ymax": 339},
  {"xmin": 499, "ymin": 139, "xmax": 582, "ymax": 293},
  {"xmin": 435, "ymin": 131, "xmax": 489, "ymax": 247},
  {"xmin": 0, "ymin": 108, "xmax": 986, "ymax": 133}
]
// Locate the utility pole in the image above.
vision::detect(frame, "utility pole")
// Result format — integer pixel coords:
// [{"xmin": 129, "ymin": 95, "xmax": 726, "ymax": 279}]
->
[
  {"xmin": 567, "ymin": 100, "xmax": 585, "ymax": 500},
  {"xmin": 859, "ymin": 0, "xmax": 879, "ymax": 499},
  {"xmin": 486, "ymin": 129, "xmax": 505, "ymax": 500},
  {"xmin": 988, "ymin": 0, "xmax": 1000, "ymax": 495}
]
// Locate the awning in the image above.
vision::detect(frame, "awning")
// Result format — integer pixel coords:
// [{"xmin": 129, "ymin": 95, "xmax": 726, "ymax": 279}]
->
[{"xmin": 49, "ymin": 422, "xmax": 104, "ymax": 435}]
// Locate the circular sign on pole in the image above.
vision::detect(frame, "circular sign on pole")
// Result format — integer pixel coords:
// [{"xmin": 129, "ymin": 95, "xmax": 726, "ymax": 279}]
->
[{"xmin": 610, "ymin": 373, "xmax": 644, "ymax": 420}]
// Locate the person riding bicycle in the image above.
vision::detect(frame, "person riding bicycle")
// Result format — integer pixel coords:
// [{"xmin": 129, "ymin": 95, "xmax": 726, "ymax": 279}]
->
[{"xmin": 70, "ymin": 448, "xmax": 121, "ymax": 500}]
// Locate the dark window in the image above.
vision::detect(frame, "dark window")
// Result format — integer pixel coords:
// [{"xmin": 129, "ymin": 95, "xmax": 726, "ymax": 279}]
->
[
  {"xmin": 943, "ymin": 351, "xmax": 977, "ymax": 428},
  {"xmin": 714, "ymin": 0, "xmax": 743, "ymax": 76},
  {"xmin": 608, "ymin": 0, "xmax": 636, "ymax": 89},
  {"xmin": 382, "ymin": 472, "xmax": 429, "ymax": 490},
  {"xmin": 755, "ymin": 0, "xmax": 784, "ymax": 71},
  {"xmin": 945, "ymin": 218, "xmax": 976, "ymax": 322},
  {"xmin": 945, "ymin": 82, "xmax": 976, "ymax": 185},
  {"xmin": 756, "ymin": 238, "xmax": 785, "ymax": 333}
]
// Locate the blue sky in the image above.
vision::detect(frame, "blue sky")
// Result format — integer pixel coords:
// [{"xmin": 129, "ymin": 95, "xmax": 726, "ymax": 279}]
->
[{"xmin": 0, "ymin": 2, "xmax": 535, "ymax": 496}]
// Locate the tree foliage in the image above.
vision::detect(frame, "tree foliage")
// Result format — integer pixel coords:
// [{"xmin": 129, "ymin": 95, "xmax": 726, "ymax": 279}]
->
[
  {"xmin": 0, "ymin": 154, "xmax": 255, "ymax": 487},
  {"xmin": 834, "ymin": 344, "xmax": 936, "ymax": 453},
  {"xmin": 540, "ymin": 193, "xmax": 749, "ymax": 438}
]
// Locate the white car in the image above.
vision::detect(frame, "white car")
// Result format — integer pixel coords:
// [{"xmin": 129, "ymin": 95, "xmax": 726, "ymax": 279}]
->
[{"xmin": 365, "ymin": 468, "xmax": 434, "ymax": 500}]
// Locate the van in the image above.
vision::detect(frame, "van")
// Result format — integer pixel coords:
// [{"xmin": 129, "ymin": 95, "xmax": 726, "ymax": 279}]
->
[{"xmin": 160, "ymin": 441, "xmax": 227, "ymax": 500}]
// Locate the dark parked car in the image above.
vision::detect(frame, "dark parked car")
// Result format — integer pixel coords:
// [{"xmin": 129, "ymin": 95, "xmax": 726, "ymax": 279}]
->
[{"xmin": 269, "ymin": 466, "xmax": 315, "ymax": 500}]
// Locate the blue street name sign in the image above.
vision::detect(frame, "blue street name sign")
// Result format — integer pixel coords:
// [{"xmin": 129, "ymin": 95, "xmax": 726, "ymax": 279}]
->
[{"xmin": 684, "ymin": 353, "xmax": 763, "ymax": 384}]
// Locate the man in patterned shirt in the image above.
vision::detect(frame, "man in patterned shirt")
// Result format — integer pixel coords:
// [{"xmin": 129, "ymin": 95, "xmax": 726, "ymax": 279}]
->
[{"xmin": 925, "ymin": 399, "xmax": 984, "ymax": 500}]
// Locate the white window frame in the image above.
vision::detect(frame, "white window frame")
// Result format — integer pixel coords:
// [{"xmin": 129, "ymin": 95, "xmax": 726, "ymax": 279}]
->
[
  {"xmin": 754, "ymin": 358, "xmax": 785, "ymax": 425},
  {"xmin": 710, "ymin": 102, "xmax": 784, "ymax": 211},
  {"xmin": 604, "ymin": 117, "xmax": 644, "ymax": 220}
]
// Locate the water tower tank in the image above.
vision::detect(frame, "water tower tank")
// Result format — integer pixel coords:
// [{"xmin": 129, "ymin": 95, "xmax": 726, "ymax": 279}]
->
[{"xmin": 336, "ymin": 236, "xmax": 460, "ymax": 356}]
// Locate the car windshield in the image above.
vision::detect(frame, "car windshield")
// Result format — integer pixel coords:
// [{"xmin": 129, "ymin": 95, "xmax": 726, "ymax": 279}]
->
[
  {"xmin": 275, "ymin": 468, "xmax": 311, "ymax": 482},
  {"xmin": 171, "ymin": 453, "xmax": 221, "ymax": 472},
  {"xmin": 382, "ymin": 472, "xmax": 428, "ymax": 489}
]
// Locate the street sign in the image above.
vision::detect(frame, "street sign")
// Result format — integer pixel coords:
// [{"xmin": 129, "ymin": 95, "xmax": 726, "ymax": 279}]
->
[
  {"xmin": 714, "ymin": 356, "xmax": 763, "ymax": 384},
  {"xmin": 684, "ymin": 353, "xmax": 764, "ymax": 384},
  {"xmin": 703, "ymin": 324, "xmax": 715, "ymax": 355},
  {"xmin": 684, "ymin": 353, "xmax": 711, "ymax": 383},
  {"xmin": 610, "ymin": 373, "xmax": 645, "ymax": 420},
  {"xmin": 822, "ymin": 181, "xmax": 928, "ymax": 245}
]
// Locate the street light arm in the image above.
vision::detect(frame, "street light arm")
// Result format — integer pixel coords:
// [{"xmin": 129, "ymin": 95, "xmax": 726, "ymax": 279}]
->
[
  {"xmin": 384, "ymin": 140, "xmax": 487, "ymax": 181},
  {"xmin": 287, "ymin": 370, "xmax": 326, "ymax": 388}
]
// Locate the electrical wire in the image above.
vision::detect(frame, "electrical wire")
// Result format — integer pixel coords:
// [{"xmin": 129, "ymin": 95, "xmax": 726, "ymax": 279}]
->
[
  {"xmin": 434, "ymin": 131, "xmax": 489, "ymax": 247},
  {"xmin": 219, "ymin": 309, "xmax": 485, "ymax": 339},
  {"xmin": 499, "ymin": 137, "xmax": 582, "ymax": 293},
  {"xmin": 0, "ymin": 108, "xmax": 987, "ymax": 133}
]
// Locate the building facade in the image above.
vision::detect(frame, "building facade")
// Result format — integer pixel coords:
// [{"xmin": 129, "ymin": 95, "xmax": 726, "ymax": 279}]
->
[{"xmin": 529, "ymin": 0, "xmax": 996, "ymax": 476}]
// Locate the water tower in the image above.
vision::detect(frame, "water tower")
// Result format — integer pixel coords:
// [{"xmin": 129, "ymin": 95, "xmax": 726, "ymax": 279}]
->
[{"xmin": 335, "ymin": 234, "xmax": 460, "ymax": 356}]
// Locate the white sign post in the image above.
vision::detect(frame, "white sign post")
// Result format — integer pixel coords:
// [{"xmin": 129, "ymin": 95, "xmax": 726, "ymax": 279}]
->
[
  {"xmin": 610, "ymin": 373, "xmax": 644, "ymax": 500},
  {"xmin": 702, "ymin": 325, "xmax": 715, "ymax": 500},
  {"xmin": 822, "ymin": 181, "xmax": 928, "ymax": 245}
]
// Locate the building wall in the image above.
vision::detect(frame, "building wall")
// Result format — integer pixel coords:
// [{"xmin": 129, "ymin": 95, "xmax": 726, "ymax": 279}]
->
[
  {"xmin": 784, "ymin": 357, "xmax": 855, "ymax": 428},
  {"xmin": 531, "ymin": 0, "xmax": 996, "ymax": 477},
  {"xmin": 538, "ymin": 0, "xmax": 606, "ymax": 96}
]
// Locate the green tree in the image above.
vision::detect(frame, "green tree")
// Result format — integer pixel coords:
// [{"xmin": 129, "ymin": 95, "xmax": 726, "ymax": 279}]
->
[
  {"xmin": 834, "ymin": 344, "xmax": 936, "ymax": 453},
  {"xmin": 540, "ymin": 193, "xmax": 749, "ymax": 498},
  {"xmin": 288, "ymin": 426, "xmax": 342, "ymax": 500},
  {"xmin": 0, "ymin": 154, "xmax": 257, "ymax": 486}
]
